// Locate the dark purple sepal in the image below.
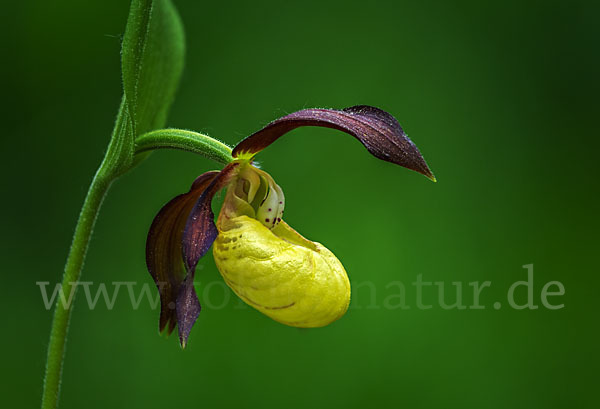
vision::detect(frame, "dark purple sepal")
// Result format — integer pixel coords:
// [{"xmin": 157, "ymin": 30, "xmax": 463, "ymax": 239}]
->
[
  {"xmin": 232, "ymin": 105, "xmax": 435, "ymax": 180},
  {"xmin": 146, "ymin": 171, "xmax": 219, "ymax": 334}
]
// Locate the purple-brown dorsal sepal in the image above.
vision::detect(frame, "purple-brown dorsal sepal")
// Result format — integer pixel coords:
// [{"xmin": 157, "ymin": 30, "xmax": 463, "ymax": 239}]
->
[
  {"xmin": 232, "ymin": 105, "xmax": 435, "ymax": 180},
  {"xmin": 146, "ymin": 171, "xmax": 220, "ymax": 335}
]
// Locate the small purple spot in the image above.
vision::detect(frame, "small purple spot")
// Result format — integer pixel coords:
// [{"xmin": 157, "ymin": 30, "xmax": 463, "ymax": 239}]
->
[
  {"xmin": 268, "ymin": 208, "xmax": 272, "ymax": 212},
  {"xmin": 279, "ymin": 201, "xmax": 282, "ymax": 204},
  {"xmin": 265, "ymin": 218, "xmax": 270, "ymax": 223},
  {"xmin": 278, "ymin": 218, "xmax": 281, "ymax": 222}
]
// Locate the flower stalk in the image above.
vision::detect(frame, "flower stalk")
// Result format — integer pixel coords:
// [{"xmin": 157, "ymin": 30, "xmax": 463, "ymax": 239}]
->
[{"xmin": 135, "ymin": 128, "xmax": 234, "ymax": 165}]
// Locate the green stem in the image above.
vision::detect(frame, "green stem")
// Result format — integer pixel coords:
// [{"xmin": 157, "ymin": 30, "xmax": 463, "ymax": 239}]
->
[
  {"xmin": 135, "ymin": 128, "xmax": 233, "ymax": 165},
  {"xmin": 41, "ymin": 168, "xmax": 115, "ymax": 409}
]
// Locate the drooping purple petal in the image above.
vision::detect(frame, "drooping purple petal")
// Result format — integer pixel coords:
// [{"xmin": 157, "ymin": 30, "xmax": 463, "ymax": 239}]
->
[
  {"xmin": 146, "ymin": 171, "xmax": 219, "ymax": 334},
  {"xmin": 232, "ymin": 105, "xmax": 435, "ymax": 180},
  {"xmin": 182, "ymin": 162, "xmax": 239, "ymax": 272},
  {"xmin": 176, "ymin": 162, "xmax": 239, "ymax": 346},
  {"xmin": 176, "ymin": 275, "xmax": 200, "ymax": 348}
]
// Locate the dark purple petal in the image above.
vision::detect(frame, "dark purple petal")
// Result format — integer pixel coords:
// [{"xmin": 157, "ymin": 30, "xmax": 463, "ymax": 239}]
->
[
  {"xmin": 182, "ymin": 162, "xmax": 239, "ymax": 272},
  {"xmin": 176, "ymin": 275, "xmax": 200, "ymax": 348},
  {"xmin": 233, "ymin": 105, "xmax": 435, "ymax": 181},
  {"xmin": 176, "ymin": 162, "xmax": 239, "ymax": 346},
  {"xmin": 146, "ymin": 171, "xmax": 219, "ymax": 334}
]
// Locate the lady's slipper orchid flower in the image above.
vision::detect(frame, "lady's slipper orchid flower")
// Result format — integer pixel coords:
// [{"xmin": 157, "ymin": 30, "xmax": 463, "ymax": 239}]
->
[{"xmin": 146, "ymin": 105, "xmax": 435, "ymax": 347}]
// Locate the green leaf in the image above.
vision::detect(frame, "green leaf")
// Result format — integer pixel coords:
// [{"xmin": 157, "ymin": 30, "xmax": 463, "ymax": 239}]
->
[
  {"xmin": 122, "ymin": 0, "xmax": 185, "ymax": 137},
  {"xmin": 101, "ymin": 0, "xmax": 185, "ymax": 177}
]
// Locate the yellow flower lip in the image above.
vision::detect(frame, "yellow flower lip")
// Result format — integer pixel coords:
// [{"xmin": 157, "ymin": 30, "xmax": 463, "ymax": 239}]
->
[
  {"xmin": 214, "ymin": 164, "xmax": 350, "ymax": 327},
  {"xmin": 214, "ymin": 214, "xmax": 350, "ymax": 328}
]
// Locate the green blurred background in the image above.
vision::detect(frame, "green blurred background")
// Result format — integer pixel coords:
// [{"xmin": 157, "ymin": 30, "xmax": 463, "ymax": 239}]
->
[{"xmin": 2, "ymin": 0, "xmax": 599, "ymax": 408}]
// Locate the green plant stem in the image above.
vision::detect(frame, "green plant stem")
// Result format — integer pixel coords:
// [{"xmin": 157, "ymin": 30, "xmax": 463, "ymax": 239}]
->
[
  {"xmin": 41, "ymin": 168, "xmax": 115, "ymax": 409},
  {"xmin": 135, "ymin": 128, "xmax": 233, "ymax": 165}
]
